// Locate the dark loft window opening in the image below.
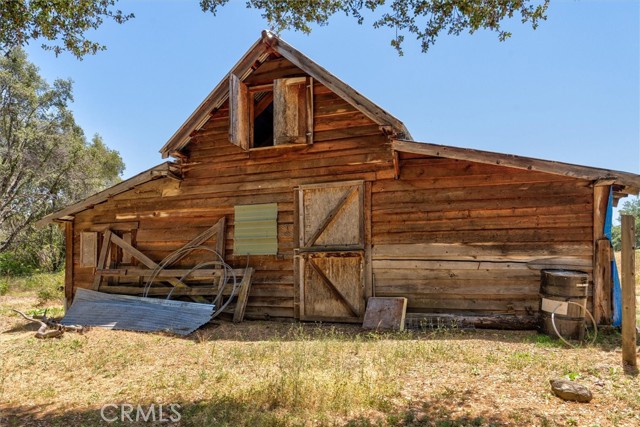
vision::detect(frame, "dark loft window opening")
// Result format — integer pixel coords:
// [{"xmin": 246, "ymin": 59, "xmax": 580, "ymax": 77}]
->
[{"xmin": 253, "ymin": 91, "xmax": 274, "ymax": 148}]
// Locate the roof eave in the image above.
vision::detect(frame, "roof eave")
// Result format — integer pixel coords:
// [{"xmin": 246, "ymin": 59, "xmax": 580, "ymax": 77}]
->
[
  {"xmin": 392, "ymin": 139, "xmax": 640, "ymax": 191},
  {"xmin": 36, "ymin": 162, "xmax": 181, "ymax": 226}
]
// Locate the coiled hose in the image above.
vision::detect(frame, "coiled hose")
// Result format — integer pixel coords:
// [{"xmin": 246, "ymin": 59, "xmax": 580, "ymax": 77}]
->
[
  {"xmin": 142, "ymin": 245, "xmax": 239, "ymax": 319},
  {"xmin": 550, "ymin": 301, "xmax": 598, "ymax": 348}
]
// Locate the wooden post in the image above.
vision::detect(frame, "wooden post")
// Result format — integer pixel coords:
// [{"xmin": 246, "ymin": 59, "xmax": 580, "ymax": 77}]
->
[
  {"xmin": 621, "ymin": 214, "xmax": 637, "ymax": 371},
  {"xmin": 593, "ymin": 185, "xmax": 611, "ymax": 324},
  {"xmin": 594, "ymin": 239, "xmax": 613, "ymax": 323},
  {"xmin": 64, "ymin": 222, "xmax": 74, "ymax": 309},
  {"xmin": 293, "ymin": 189, "xmax": 301, "ymax": 319}
]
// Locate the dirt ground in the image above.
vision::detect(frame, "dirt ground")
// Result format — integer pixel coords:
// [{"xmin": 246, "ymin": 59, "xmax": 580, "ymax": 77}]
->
[{"xmin": 1, "ymin": 293, "xmax": 639, "ymax": 427}]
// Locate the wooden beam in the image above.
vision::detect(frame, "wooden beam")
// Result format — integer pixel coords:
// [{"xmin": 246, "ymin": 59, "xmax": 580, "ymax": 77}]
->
[
  {"xmin": 621, "ymin": 214, "xmax": 638, "ymax": 372},
  {"xmin": 293, "ymin": 189, "xmax": 301, "ymax": 319},
  {"xmin": 405, "ymin": 313, "xmax": 539, "ymax": 330},
  {"xmin": 161, "ymin": 217, "xmax": 226, "ymax": 267},
  {"xmin": 97, "ymin": 269, "xmax": 252, "ymax": 298},
  {"xmin": 247, "ymin": 83, "xmax": 274, "ymax": 93},
  {"xmin": 306, "ymin": 76, "xmax": 314, "ymax": 145},
  {"xmin": 96, "ymin": 268, "xmax": 247, "ymax": 279},
  {"xmin": 99, "ymin": 286, "xmax": 218, "ymax": 297},
  {"xmin": 233, "ymin": 268, "xmax": 254, "ymax": 322},
  {"xmin": 111, "ymin": 225, "xmax": 227, "ymax": 303},
  {"xmin": 594, "ymin": 186, "xmax": 610, "ymax": 242},
  {"xmin": 593, "ymin": 185, "xmax": 611, "ymax": 324},
  {"xmin": 592, "ymin": 178, "xmax": 617, "ymax": 187},
  {"xmin": 215, "ymin": 216, "xmax": 226, "ymax": 260},
  {"xmin": 88, "ymin": 222, "xmax": 139, "ymax": 232},
  {"xmin": 253, "ymin": 90, "xmax": 274, "ymax": 118},
  {"xmin": 594, "ymin": 239, "xmax": 613, "ymax": 324},
  {"xmin": 64, "ymin": 222, "xmax": 74, "ymax": 307},
  {"xmin": 364, "ymin": 181, "xmax": 373, "ymax": 300},
  {"xmin": 92, "ymin": 230, "xmax": 112, "ymax": 291},
  {"xmin": 109, "ymin": 232, "xmax": 189, "ymax": 291},
  {"xmin": 392, "ymin": 139, "xmax": 640, "ymax": 188},
  {"xmin": 392, "ymin": 150, "xmax": 400, "ymax": 179}
]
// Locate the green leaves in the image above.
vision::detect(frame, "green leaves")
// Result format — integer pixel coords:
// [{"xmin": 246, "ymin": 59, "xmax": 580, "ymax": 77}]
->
[
  {"xmin": 200, "ymin": 0, "xmax": 549, "ymax": 54},
  {"xmin": 0, "ymin": 48, "xmax": 124, "ymax": 267},
  {"xmin": 0, "ymin": 0, "xmax": 133, "ymax": 59},
  {"xmin": 1, "ymin": 1, "xmax": 549, "ymax": 58},
  {"xmin": 611, "ymin": 197, "xmax": 640, "ymax": 251}
]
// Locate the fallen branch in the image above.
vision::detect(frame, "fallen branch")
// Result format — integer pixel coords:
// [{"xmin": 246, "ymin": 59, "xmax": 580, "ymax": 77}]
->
[{"xmin": 12, "ymin": 309, "xmax": 85, "ymax": 339}]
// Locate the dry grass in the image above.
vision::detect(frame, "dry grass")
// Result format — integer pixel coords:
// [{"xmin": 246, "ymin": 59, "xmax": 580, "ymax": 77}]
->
[{"xmin": 1, "ymin": 273, "xmax": 639, "ymax": 427}]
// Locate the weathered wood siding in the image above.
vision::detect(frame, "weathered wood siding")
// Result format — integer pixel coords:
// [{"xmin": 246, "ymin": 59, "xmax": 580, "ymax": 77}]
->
[
  {"xmin": 371, "ymin": 152, "xmax": 594, "ymax": 316},
  {"xmin": 72, "ymin": 72, "xmax": 393, "ymax": 320},
  {"xmin": 69, "ymin": 57, "xmax": 596, "ymax": 322}
]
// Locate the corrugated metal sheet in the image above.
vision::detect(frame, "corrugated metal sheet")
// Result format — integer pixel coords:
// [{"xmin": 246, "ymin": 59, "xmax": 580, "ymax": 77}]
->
[
  {"xmin": 60, "ymin": 288, "xmax": 214, "ymax": 335},
  {"xmin": 234, "ymin": 203, "xmax": 278, "ymax": 255}
]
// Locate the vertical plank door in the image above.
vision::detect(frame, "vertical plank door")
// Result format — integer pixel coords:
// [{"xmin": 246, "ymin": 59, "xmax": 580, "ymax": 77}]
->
[{"xmin": 297, "ymin": 181, "xmax": 367, "ymax": 322}]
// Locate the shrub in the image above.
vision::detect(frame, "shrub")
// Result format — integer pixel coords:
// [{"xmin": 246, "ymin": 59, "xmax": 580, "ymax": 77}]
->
[
  {"xmin": 28, "ymin": 272, "xmax": 65, "ymax": 303},
  {"xmin": 0, "ymin": 251, "xmax": 38, "ymax": 276}
]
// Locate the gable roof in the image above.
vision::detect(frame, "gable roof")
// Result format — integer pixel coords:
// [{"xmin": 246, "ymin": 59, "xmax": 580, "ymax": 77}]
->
[
  {"xmin": 159, "ymin": 30, "xmax": 411, "ymax": 158},
  {"xmin": 36, "ymin": 162, "xmax": 181, "ymax": 225},
  {"xmin": 392, "ymin": 139, "xmax": 640, "ymax": 193}
]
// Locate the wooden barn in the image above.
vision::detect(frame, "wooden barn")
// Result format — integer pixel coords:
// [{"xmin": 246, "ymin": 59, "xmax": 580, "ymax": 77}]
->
[{"xmin": 40, "ymin": 31, "xmax": 640, "ymax": 328}]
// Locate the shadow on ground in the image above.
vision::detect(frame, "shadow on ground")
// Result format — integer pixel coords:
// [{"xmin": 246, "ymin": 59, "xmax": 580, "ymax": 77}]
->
[
  {"xmin": 0, "ymin": 394, "xmax": 518, "ymax": 427},
  {"xmin": 2, "ymin": 312, "xmax": 632, "ymax": 353},
  {"xmin": 185, "ymin": 319, "xmax": 632, "ymax": 352}
]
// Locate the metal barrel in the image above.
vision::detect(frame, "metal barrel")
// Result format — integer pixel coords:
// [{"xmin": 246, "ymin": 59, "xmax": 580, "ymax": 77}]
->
[{"xmin": 539, "ymin": 269, "xmax": 589, "ymax": 341}]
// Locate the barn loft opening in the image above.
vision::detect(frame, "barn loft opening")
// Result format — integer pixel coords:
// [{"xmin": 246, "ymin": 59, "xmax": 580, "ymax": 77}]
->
[
  {"xmin": 229, "ymin": 75, "xmax": 311, "ymax": 150},
  {"xmin": 252, "ymin": 91, "xmax": 274, "ymax": 148}
]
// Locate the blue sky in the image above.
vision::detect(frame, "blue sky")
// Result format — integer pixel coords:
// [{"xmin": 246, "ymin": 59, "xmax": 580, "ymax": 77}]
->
[{"xmin": 25, "ymin": 0, "xmax": 639, "ymax": 184}]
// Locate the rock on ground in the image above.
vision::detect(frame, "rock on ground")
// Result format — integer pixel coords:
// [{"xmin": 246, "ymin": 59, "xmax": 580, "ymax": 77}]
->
[{"xmin": 549, "ymin": 379, "xmax": 593, "ymax": 403}]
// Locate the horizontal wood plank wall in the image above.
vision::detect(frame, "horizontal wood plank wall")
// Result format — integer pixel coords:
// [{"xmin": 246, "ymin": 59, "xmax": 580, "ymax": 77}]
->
[
  {"xmin": 372, "ymin": 153, "xmax": 594, "ymax": 317},
  {"xmin": 69, "ymin": 58, "xmax": 596, "ymax": 323},
  {"xmin": 72, "ymin": 78, "xmax": 391, "ymax": 320}
]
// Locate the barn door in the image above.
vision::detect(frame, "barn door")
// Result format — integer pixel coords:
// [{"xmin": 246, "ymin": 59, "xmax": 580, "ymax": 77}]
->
[{"xmin": 296, "ymin": 181, "xmax": 366, "ymax": 322}]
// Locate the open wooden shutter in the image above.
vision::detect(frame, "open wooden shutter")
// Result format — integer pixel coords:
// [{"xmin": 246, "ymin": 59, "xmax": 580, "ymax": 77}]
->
[
  {"xmin": 80, "ymin": 232, "xmax": 98, "ymax": 267},
  {"xmin": 274, "ymin": 77, "xmax": 313, "ymax": 145},
  {"xmin": 229, "ymin": 74, "xmax": 250, "ymax": 150}
]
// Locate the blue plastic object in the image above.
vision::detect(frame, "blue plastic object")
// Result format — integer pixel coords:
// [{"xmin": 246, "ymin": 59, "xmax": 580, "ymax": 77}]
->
[{"xmin": 604, "ymin": 190, "xmax": 622, "ymax": 327}]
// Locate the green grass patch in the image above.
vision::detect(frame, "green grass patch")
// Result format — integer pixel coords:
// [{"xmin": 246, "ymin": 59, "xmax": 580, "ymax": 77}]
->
[
  {"xmin": 1, "ymin": 271, "xmax": 64, "ymax": 303},
  {"xmin": 25, "ymin": 306, "xmax": 65, "ymax": 318}
]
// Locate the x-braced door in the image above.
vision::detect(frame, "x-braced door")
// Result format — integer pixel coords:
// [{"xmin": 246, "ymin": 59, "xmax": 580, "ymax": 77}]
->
[{"xmin": 296, "ymin": 181, "xmax": 367, "ymax": 322}]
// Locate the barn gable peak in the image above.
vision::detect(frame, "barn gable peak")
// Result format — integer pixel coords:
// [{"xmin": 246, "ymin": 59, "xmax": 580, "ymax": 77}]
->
[{"xmin": 159, "ymin": 30, "xmax": 411, "ymax": 158}]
